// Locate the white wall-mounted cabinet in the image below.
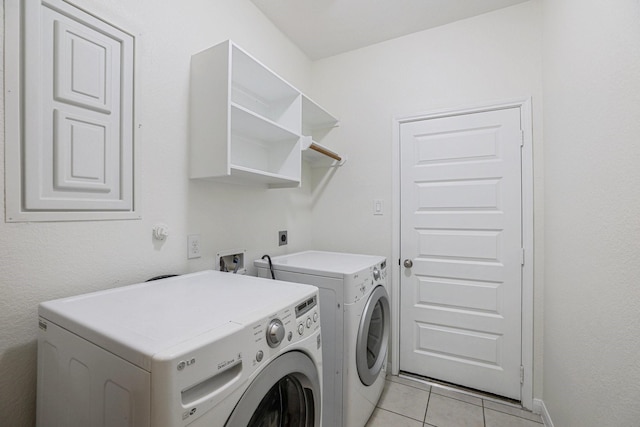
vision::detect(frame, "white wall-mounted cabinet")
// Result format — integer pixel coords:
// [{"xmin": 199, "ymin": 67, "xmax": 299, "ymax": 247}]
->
[{"xmin": 189, "ymin": 40, "xmax": 340, "ymax": 187}]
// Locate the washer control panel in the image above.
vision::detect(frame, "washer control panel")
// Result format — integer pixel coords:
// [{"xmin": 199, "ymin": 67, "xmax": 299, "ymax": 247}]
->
[
  {"xmin": 249, "ymin": 293, "xmax": 320, "ymax": 367},
  {"xmin": 296, "ymin": 295, "xmax": 319, "ymax": 336}
]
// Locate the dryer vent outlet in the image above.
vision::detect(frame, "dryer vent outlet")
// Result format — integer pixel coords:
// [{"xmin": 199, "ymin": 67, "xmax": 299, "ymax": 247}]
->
[{"xmin": 279, "ymin": 230, "xmax": 288, "ymax": 246}]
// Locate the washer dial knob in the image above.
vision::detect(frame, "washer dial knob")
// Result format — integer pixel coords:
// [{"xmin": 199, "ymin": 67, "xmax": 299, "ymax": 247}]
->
[
  {"xmin": 373, "ymin": 267, "xmax": 381, "ymax": 281},
  {"xmin": 266, "ymin": 319, "xmax": 285, "ymax": 348}
]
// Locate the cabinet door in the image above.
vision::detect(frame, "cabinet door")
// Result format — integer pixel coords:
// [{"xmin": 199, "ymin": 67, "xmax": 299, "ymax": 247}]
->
[{"xmin": 22, "ymin": 0, "xmax": 134, "ymax": 214}]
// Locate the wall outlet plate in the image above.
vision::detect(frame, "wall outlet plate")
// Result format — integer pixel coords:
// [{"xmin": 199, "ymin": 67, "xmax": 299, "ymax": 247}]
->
[
  {"xmin": 279, "ymin": 230, "xmax": 288, "ymax": 246},
  {"xmin": 187, "ymin": 234, "xmax": 201, "ymax": 259}
]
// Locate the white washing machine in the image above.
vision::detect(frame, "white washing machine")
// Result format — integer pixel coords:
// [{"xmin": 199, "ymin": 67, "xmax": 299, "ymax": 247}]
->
[
  {"xmin": 37, "ymin": 270, "xmax": 322, "ymax": 427},
  {"xmin": 255, "ymin": 251, "xmax": 390, "ymax": 427}
]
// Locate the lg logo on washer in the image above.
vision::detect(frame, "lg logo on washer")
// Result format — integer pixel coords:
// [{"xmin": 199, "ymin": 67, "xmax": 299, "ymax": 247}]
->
[{"xmin": 177, "ymin": 358, "xmax": 196, "ymax": 371}]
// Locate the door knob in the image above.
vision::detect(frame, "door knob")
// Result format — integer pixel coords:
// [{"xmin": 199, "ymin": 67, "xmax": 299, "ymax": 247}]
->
[{"xmin": 403, "ymin": 259, "xmax": 413, "ymax": 268}]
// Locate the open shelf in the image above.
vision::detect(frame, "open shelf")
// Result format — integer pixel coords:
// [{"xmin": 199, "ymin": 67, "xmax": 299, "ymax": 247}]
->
[
  {"xmin": 231, "ymin": 104, "xmax": 299, "ymax": 142},
  {"xmin": 301, "ymin": 95, "xmax": 342, "ymax": 167},
  {"xmin": 302, "ymin": 95, "xmax": 339, "ymax": 133},
  {"xmin": 229, "ymin": 166, "xmax": 300, "ymax": 188},
  {"xmin": 190, "ymin": 40, "xmax": 340, "ymax": 186}
]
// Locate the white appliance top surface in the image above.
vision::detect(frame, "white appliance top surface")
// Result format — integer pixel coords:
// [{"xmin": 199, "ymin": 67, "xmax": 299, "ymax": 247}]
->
[
  {"xmin": 39, "ymin": 270, "xmax": 316, "ymax": 363},
  {"xmin": 255, "ymin": 251, "xmax": 386, "ymax": 278}
]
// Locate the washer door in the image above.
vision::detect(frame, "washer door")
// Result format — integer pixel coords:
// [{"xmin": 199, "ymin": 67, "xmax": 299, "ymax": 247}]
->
[
  {"xmin": 356, "ymin": 285, "xmax": 391, "ymax": 386},
  {"xmin": 226, "ymin": 351, "xmax": 321, "ymax": 427}
]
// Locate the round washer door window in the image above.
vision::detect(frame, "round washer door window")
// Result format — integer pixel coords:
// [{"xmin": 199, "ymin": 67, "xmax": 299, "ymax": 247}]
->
[
  {"xmin": 226, "ymin": 351, "xmax": 321, "ymax": 427},
  {"xmin": 356, "ymin": 285, "xmax": 390, "ymax": 386}
]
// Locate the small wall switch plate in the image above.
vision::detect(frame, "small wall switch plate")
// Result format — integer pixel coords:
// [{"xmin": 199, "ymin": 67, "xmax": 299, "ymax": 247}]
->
[
  {"xmin": 373, "ymin": 199, "xmax": 383, "ymax": 216},
  {"xmin": 187, "ymin": 234, "xmax": 201, "ymax": 259},
  {"xmin": 279, "ymin": 230, "xmax": 288, "ymax": 246}
]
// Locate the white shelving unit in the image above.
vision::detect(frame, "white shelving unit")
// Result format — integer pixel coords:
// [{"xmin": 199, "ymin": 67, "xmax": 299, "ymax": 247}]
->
[
  {"xmin": 301, "ymin": 95, "xmax": 343, "ymax": 167},
  {"xmin": 189, "ymin": 40, "xmax": 341, "ymax": 188}
]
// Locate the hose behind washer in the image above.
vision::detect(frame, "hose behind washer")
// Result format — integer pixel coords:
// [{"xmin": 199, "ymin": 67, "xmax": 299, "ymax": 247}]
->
[{"xmin": 261, "ymin": 254, "xmax": 276, "ymax": 280}]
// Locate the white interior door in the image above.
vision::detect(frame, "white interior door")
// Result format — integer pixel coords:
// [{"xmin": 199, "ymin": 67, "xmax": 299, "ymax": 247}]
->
[{"xmin": 399, "ymin": 107, "xmax": 523, "ymax": 400}]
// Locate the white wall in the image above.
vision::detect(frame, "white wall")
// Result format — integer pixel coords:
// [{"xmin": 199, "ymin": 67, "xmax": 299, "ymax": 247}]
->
[
  {"xmin": 0, "ymin": 1, "xmax": 314, "ymax": 425},
  {"xmin": 309, "ymin": 0, "xmax": 545, "ymax": 398},
  {"xmin": 542, "ymin": 0, "xmax": 640, "ymax": 425}
]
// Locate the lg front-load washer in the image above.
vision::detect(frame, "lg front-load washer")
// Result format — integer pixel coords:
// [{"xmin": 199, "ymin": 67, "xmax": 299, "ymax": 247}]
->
[
  {"xmin": 37, "ymin": 270, "xmax": 322, "ymax": 427},
  {"xmin": 255, "ymin": 251, "xmax": 390, "ymax": 427}
]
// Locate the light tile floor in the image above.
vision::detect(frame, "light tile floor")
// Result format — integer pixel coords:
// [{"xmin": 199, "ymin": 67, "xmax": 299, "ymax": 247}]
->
[{"xmin": 365, "ymin": 376, "xmax": 544, "ymax": 427}]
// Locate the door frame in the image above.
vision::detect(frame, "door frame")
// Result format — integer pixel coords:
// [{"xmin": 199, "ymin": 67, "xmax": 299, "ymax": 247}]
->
[{"xmin": 390, "ymin": 98, "xmax": 534, "ymax": 409}]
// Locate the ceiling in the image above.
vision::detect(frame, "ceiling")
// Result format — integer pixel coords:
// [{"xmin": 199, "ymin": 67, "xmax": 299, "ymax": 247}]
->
[{"xmin": 251, "ymin": 0, "xmax": 529, "ymax": 60}]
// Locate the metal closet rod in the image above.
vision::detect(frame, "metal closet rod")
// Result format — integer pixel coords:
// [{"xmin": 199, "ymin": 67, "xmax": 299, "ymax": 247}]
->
[{"xmin": 309, "ymin": 142, "xmax": 342, "ymax": 162}]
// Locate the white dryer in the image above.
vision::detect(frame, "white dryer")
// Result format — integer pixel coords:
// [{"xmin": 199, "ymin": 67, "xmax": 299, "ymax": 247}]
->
[
  {"xmin": 37, "ymin": 270, "xmax": 322, "ymax": 427},
  {"xmin": 255, "ymin": 251, "xmax": 390, "ymax": 427}
]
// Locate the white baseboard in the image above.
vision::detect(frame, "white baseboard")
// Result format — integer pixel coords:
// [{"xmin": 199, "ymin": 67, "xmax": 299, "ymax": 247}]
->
[{"xmin": 533, "ymin": 399, "xmax": 554, "ymax": 427}]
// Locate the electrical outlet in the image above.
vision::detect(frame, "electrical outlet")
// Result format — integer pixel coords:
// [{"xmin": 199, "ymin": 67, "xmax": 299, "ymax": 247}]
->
[
  {"xmin": 279, "ymin": 230, "xmax": 288, "ymax": 246},
  {"xmin": 188, "ymin": 235, "xmax": 201, "ymax": 259}
]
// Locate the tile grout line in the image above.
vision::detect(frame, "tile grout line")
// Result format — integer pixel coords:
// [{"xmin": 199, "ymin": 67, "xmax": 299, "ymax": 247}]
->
[
  {"xmin": 422, "ymin": 388, "xmax": 432, "ymax": 424},
  {"xmin": 376, "ymin": 406, "xmax": 425, "ymax": 424},
  {"xmin": 483, "ymin": 407, "xmax": 545, "ymax": 425},
  {"xmin": 482, "ymin": 399, "xmax": 487, "ymax": 427},
  {"xmin": 430, "ymin": 389, "xmax": 482, "ymax": 408},
  {"xmin": 387, "ymin": 377, "xmax": 432, "ymax": 394}
]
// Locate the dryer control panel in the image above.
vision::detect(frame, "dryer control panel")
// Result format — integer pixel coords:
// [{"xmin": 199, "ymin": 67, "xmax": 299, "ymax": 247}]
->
[{"xmin": 345, "ymin": 259, "xmax": 387, "ymax": 304}]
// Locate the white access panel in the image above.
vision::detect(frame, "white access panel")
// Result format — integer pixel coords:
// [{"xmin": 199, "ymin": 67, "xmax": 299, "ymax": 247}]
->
[{"xmin": 23, "ymin": 0, "xmax": 134, "ymax": 212}]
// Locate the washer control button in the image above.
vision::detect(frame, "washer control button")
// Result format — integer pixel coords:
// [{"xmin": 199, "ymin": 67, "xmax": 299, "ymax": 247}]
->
[
  {"xmin": 373, "ymin": 267, "xmax": 381, "ymax": 281},
  {"xmin": 306, "ymin": 317, "xmax": 312, "ymax": 328},
  {"xmin": 298, "ymin": 323, "xmax": 305, "ymax": 335},
  {"xmin": 266, "ymin": 319, "xmax": 285, "ymax": 348},
  {"xmin": 288, "ymin": 331, "xmax": 293, "ymax": 341},
  {"xmin": 313, "ymin": 312, "xmax": 318, "ymax": 322},
  {"xmin": 256, "ymin": 350, "xmax": 264, "ymax": 362}
]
